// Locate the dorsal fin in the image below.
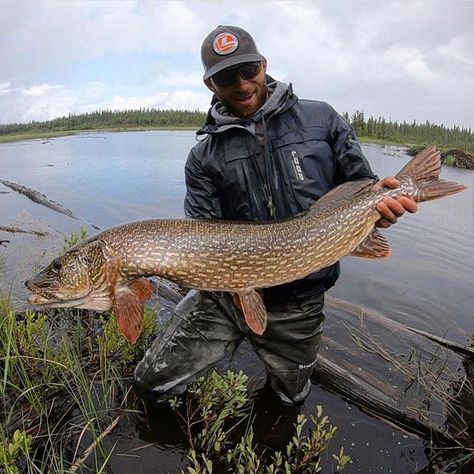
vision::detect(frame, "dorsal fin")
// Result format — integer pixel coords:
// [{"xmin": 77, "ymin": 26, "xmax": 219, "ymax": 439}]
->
[
  {"xmin": 312, "ymin": 178, "xmax": 376, "ymax": 209},
  {"xmin": 396, "ymin": 145, "xmax": 441, "ymax": 181}
]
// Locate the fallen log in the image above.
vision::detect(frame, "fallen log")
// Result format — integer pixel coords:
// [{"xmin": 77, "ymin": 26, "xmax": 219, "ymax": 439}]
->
[
  {"xmin": 311, "ymin": 355, "xmax": 453, "ymax": 445},
  {"xmin": 0, "ymin": 179, "xmax": 77, "ymax": 219},
  {"xmin": 0, "ymin": 225, "xmax": 48, "ymax": 237},
  {"xmin": 405, "ymin": 326, "xmax": 474, "ymax": 360},
  {"xmin": 326, "ymin": 295, "xmax": 474, "ymax": 360}
]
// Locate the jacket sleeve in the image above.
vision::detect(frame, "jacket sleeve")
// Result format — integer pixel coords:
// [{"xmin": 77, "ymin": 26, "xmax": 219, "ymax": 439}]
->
[
  {"xmin": 184, "ymin": 147, "xmax": 223, "ymax": 219},
  {"xmin": 328, "ymin": 108, "xmax": 378, "ymax": 184}
]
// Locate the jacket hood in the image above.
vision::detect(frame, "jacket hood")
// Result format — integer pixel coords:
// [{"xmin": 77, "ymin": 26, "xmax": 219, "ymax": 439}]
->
[{"xmin": 197, "ymin": 76, "xmax": 296, "ymax": 135}]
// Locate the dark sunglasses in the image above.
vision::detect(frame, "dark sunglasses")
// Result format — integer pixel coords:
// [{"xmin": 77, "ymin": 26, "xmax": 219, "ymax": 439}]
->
[{"xmin": 211, "ymin": 61, "xmax": 262, "ymax": 87}]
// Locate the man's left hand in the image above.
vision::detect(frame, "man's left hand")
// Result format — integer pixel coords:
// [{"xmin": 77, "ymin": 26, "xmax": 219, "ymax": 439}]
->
[{"xmin": 373, "ymin": 177, "xmax": 418, "ymax": 228}]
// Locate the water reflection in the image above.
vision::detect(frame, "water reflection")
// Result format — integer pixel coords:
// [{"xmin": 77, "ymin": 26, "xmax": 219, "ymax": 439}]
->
[{"xmin": 1, "ymin": 134, "xmax": 473, "ymax": 473}]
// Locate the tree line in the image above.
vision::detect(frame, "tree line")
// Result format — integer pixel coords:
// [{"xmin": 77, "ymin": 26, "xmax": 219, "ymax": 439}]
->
[
  {"xmin": 344, "ymin": 111, "xmax": 473, "ymax": 152},
  {"xmin": 0, "ymin": 109, "xmax": 207, "ymax": 135},
  {"xmin": 0, "ymin": 108, "xmax": 472, "ymax": 152}
]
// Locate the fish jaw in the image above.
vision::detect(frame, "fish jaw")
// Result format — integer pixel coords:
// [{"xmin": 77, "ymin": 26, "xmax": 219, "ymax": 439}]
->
[{"xmin": 26, "ymin": 286, "xmax": 113, "ymax": 312}]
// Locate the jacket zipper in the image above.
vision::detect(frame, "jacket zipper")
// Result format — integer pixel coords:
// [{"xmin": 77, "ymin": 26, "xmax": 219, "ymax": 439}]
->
[{"xmin": 251, "ymin": 127, "xmax": 275, "ymax": 219}]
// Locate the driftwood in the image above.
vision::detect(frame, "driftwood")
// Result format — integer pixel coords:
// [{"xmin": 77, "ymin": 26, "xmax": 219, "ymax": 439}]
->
[
  {"xmin": 0, "ymin": 239, "xmax": 9, "ymax": 247},
  {"xmin": 326, "ymin": 295, "xmax": 474, "ymax": 360},
  {"xmin": 405, "ymin": 325, "xmax": 474, "ymax": 360},
  {"xmin": 311, "ymin": 355, "xmax": 453, "ymax": 444},
  {"xmin": 0, "ymin": 179, "xmax": 77, "ymax": 219},
  {"xmin": 0, "ymin": 225, "xmax": 48, "ymax": 237}
]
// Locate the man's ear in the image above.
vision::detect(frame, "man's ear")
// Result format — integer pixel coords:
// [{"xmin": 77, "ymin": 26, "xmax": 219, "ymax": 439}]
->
[
  {"xmin": 204, "ymin": 79, "xmax": 215, "ymax": 93},
  {"xmin": 262, "ymin": 60, "xmax": 267, "ymax": 74}
]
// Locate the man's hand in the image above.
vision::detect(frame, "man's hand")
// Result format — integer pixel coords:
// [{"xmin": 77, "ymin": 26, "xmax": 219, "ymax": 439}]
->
[{"xmin": 373, "ymin": 177, "xmax": 418, "ymax": 228}]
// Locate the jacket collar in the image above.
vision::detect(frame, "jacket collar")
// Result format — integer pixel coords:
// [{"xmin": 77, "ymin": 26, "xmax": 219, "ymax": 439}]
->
[{"xmin": 197, "ymin": 76, "xmax": 297, "ymax": 136}]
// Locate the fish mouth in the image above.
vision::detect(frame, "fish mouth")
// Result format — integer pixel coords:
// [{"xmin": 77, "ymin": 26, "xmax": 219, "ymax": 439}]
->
[
  {"xmin": 27, "ymin": 292, "xmax": 90, "ymax": 309},
  {"xmin": 25, "ymin": 281, "xmax": 92, "ymax": 308}
]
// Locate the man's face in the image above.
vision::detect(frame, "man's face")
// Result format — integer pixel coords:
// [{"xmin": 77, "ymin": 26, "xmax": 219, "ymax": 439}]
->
[{"xmin": 206, "ymin": 61, "xmax": 268, "ymax": 118}]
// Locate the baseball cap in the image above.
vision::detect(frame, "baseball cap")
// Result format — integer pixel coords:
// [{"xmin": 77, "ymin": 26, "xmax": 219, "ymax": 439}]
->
[{"xmin": 201, "ymin": 25, "xmax": 266, "ymax": 80}]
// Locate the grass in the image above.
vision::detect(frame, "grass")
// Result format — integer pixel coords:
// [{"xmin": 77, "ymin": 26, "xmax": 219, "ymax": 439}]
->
[
  {"xmin": 0, "ymin": 295, "xmax": 158, "ymax": 472},
  {"xmin": 0, "ymin": 296, "xmax": 350, "ymax": 473},
  {"xmin": 0, "ymin": 231, "xmax": 349, "ymax": 473}
]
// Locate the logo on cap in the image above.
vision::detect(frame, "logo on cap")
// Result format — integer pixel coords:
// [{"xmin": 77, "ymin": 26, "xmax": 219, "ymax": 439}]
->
[{"xmin": 213, "ymin": 32, "xmax": 238, "ymax": 55}]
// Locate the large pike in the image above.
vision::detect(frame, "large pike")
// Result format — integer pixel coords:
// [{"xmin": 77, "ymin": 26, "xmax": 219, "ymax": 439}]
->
[{"xmin": 25, "ymin": 146, "xmax": 466, "ymax": 342}]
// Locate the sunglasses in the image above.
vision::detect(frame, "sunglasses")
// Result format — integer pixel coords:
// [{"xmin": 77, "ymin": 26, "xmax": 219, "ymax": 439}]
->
[{"xmin": 211, "ymin": 62, "xmax": 262, "ymax": 87}]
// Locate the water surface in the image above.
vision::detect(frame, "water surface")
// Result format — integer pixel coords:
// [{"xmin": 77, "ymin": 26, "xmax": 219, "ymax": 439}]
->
[{"xmin": 1, "ymin": 132, "xmax": 473, "ymax": 472}]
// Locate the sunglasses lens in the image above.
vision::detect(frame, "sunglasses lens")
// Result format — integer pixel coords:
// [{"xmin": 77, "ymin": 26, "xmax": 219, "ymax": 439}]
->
[
  {"xmin": 212, "ymin": 69, "xmax": 238, "ymax": 87},
  {"xmin": 239, "ymin": 62, "xmax": 261, "ymax": 79},
  {"xmin": 212, "ymin": 62, "xmax": 262, "ymax": 87}
]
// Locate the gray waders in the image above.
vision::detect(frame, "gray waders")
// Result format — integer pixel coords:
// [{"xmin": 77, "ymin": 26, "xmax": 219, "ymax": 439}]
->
[{"xmin": 134, "ymin": 289, "xmax": 325, "ymax": 405}]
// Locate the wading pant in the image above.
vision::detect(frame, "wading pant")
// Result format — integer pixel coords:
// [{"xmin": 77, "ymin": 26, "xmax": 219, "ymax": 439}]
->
[{"xmin": 133, "ymin": 290, "xmax": 325, "ymax": 405}]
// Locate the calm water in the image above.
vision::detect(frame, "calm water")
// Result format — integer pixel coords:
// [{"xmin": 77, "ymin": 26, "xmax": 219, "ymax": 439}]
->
[{"xmin": 1, "ymin": 131, "xmax": 473, "ymax": 472}]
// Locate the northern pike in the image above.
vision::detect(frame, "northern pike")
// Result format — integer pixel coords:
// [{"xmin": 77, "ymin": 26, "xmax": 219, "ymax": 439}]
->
[{"xmin": 25, "ymin": 146, "xmax": 466, "ymax": 342}]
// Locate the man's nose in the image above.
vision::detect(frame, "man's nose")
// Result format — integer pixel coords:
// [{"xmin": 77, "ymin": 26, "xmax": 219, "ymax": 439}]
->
[{"xmin": 232, "ymin": 74, "xmax": 252, "ymax": 89}]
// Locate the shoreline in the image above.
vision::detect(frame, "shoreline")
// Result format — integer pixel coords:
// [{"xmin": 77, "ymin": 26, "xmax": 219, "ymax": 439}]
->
[{"xmin": 1, "ymin": 128, "xmax": 473, "ymax": 170}]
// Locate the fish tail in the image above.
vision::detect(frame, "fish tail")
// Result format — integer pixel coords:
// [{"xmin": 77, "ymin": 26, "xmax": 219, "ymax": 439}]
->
[{"xmin": 396, "ymin": 145, "xmax": 467, "ymax": 202}]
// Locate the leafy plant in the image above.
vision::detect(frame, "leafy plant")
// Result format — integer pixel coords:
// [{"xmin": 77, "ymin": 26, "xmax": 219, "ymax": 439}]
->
[
  {"xmin": 62, "ymin": 227, "xmax": 88, "ymax": 253},
  {"xmin": 172, "ymin": 371, "xmax": 349, "ymax": 474},
  {"xmin": 0, "ymin": 430, "xmax": 32, "ymax": 474}
]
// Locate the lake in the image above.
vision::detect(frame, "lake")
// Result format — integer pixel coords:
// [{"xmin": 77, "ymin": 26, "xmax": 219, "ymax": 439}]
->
[{"xmin": 1, "ymin": 131, "xmax": 473, "ymax": 472}]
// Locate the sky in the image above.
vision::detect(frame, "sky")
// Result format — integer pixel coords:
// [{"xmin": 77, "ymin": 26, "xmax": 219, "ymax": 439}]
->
[{"xmin": 0, "ymin": 0, "xmax": 473, "ymax": 129}]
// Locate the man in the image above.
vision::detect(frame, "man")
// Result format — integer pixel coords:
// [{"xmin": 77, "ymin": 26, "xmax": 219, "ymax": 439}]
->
[{"xmin": 134, "ymin": 25, "xmax": 417, "ymax": 405}]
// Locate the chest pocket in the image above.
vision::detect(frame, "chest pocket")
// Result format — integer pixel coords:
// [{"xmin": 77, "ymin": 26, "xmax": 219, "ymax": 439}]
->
[
  {"xmin": 214, "ymin": 137, "xmax": 269, "ymax": 221},
  {"xmin": 269, "ymin": 127, "xmax": 337, "ymax": 211}
]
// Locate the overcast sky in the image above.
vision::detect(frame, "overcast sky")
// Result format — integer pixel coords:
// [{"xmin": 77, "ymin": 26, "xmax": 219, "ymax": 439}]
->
[{"xmin": 1, "ymin": 0, "xmax": 473, "ymax": 128}]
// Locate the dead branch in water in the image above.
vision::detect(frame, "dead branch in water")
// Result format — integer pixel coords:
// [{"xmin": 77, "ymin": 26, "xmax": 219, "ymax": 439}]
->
[
  {"xmin": 0, "ymin": 179, "xmax": 78, "ymax": 219},
  {"xmin": 405, "ymin": 326, "xmax": 474, "ymax": 360},
  {"xmin": 68, "ymin": 415, "xmax": 121, "ymax": 474},
  {"xmin": 311, "ymin": 355, "xmax": 454, "ymax": 445},
  {"xmin": 327, "ymin": 295, "xmax": 474, "ymax": 360},
  {"xmin": 0, "ymin": 225, "xmax": 48, "ymax": 237}
]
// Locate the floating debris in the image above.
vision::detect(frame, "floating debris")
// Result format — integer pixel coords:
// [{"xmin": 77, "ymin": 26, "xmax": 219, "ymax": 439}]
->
[
  {"xmin": 0, "ymin": 225, "xmax": 48, "ymax": 237},
  {"xmin": 0, "ymin": 179, "xmax": 77, "ymax": 219}
]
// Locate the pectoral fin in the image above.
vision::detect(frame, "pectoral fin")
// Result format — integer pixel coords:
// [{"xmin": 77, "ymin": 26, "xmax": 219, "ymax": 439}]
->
[
  {"xmin": 235, "ymin": 290, "xmax": 267, "ymax": 336},
  {"xmin": 349, "ymin": 229, "xmax": 392, "ymax": 259},
  {"xmin": 112, "ymin": 286, "xmax": 145, "ymax": 343}
]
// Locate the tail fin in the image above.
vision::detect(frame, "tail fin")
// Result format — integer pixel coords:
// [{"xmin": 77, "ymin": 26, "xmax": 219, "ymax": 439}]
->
[{"xmin": 396, "ymin": 145, "xmax": 467, "ymax": 202}]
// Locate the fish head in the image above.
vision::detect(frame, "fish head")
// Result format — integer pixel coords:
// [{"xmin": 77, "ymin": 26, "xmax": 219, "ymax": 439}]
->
[{"xmin": 25, "ymin": 239, "xmax": 113, "ymax": 311}]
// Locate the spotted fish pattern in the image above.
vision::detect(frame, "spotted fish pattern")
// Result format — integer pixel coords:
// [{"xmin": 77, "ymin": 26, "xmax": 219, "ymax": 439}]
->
[{"xmin": 25, "ymin": 146, "xmax": 466, "ymax": 342}]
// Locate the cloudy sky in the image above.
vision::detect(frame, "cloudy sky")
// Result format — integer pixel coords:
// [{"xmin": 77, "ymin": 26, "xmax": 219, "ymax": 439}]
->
[{"xmin": 1, "ymin": 0, "xmax": 473, "ymax": 128}]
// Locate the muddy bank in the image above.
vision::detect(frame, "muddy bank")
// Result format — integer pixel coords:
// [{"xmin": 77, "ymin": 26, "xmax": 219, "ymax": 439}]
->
[{"xmin": 407, "ymin": 146, "xmax": 474, "ymax": 170}]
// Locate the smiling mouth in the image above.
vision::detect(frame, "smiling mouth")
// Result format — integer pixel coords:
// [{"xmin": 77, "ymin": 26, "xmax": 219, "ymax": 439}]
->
[{"xmin": 235, "ymin": 92, "xmax": 255, "ymax": 102}]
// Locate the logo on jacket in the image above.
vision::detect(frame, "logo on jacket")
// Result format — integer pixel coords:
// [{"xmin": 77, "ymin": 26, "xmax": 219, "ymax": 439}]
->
[
  {"xmin": 290, "ymin": 151, "xmax": 305, "ymax": 181},
  {"xmin": 213, "ymin": 33, "xmax": 239, "ymax": 55}
]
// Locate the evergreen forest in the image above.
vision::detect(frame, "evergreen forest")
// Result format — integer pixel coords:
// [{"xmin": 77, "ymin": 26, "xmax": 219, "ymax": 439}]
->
[{"xmin": 0, "ymin": 108, "xmax": 473, "ymax": 155}]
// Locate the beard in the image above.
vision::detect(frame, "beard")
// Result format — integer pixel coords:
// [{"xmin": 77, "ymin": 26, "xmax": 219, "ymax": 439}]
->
[{"xmin": 222, "ymin": 83, "xmax": 268, "ymax": 119}]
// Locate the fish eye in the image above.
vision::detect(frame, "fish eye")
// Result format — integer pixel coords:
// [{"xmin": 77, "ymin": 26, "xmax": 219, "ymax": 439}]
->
[{"xmin": 52, "ymin": 260, "xmax": 62, "ymax": 271}]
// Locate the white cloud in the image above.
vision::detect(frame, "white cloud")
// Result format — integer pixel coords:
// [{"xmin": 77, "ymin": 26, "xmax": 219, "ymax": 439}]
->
[
  {"xmin": 0, "ymin": 1, "xmax": 472, "ymax": 128},
  {"xmin": 22, "ymin": 84, "xmax": 65, "ymax": 97},
  {"xmin": 0, "ymin": 82, "xmax": 11, "ymax": 95},
  {"xmin": 110, "ymin": 90, "xmax": 210, "ymax": 112}
]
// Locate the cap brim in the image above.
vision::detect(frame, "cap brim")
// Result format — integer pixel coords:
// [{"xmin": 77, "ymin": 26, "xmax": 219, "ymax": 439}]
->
[{"xmin": 203, "ymin": 53, "xmax": 266, "ymax": 80}]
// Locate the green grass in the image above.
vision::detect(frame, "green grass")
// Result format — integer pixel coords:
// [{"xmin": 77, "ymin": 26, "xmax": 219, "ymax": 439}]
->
[{"xmin": 1, "ymin": 229, "xmax": 349, "ymax": 472}]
